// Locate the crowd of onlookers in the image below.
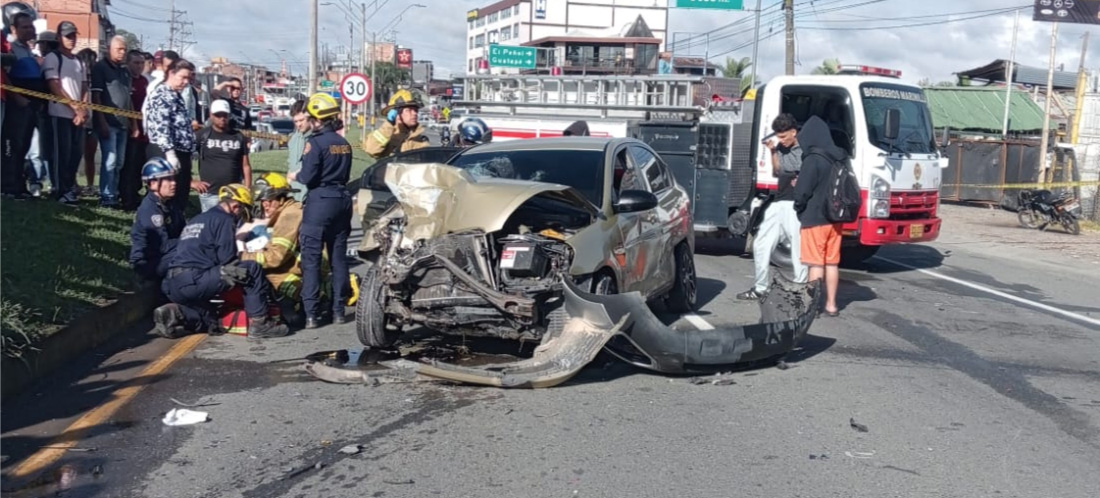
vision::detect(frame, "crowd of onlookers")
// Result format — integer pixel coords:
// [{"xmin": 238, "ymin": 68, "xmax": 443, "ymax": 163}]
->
[{"xmin": 2, "ymin": 15, "xmax": 253, "ymax": 211}]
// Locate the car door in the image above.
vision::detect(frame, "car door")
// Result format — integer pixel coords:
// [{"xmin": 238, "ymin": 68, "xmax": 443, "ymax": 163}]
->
[
  {"xmin": 628, "ymin": 144, "xmax": 679, "ymax": 295},
  {"xmin": 610, "ymin": 145, "xmax": 649, "ymax": 294}
]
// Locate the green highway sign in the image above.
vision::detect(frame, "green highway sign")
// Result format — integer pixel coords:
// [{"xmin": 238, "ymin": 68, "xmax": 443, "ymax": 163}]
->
[
  {"xmin": 488, "ymin": 44, "xmax": 537, "ymax": 69},
  {"xmin": 320, "ymin": 80, "xmax": 335, "ymax": 88},
  {"xmin": 676, "ymin": 0, "xmax": 743, "ymax": 10}
]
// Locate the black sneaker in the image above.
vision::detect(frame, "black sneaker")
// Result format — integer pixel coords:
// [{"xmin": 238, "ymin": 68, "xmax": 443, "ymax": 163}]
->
[
  {"xmin": 333, "ymin": 312, "xmax": 349, "ymax": 325},
  {"xmin": 248, "ymin": 317, "xmax": 290, "ymax": 339},
  {"xmin": 153, "ymin": 304, "xmax": 188, "ymax": 338},
  {"xmin": 304, "ymin": 316, "xmax": 323, "ymax": 329},
  {"xmin": 735, "ymin": 289, "xmax": 764, "ymax": 301}
]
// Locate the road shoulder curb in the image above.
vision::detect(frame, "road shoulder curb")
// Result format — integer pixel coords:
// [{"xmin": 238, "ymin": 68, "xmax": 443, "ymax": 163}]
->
[{"xmin": 0, "ymin": 283, "xmax": 160, "ymax": 402}]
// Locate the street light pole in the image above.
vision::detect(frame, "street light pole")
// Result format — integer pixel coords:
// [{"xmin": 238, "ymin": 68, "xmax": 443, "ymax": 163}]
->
[
  {"xmin": 309, "ymin": 0, "xmax": 318, "ymax": 94},
  {"xmin": 361, "ymin": 1, "xmax": 367, "ymax": 141}
]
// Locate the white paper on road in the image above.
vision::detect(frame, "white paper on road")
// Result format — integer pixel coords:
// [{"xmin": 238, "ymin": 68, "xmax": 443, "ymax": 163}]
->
[{"xmin": 163, "ymin": 408, "xmax": 210, "ymax": 426}]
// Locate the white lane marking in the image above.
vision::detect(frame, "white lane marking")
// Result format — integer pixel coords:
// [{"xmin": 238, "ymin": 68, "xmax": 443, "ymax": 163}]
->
[
  {"xmin": 683, "ymin": 313, "xmax": 716, "ymax": 330},
  {"xmin": 874, "ymin": 255, "xmax": 1100, "ymax": 329}
]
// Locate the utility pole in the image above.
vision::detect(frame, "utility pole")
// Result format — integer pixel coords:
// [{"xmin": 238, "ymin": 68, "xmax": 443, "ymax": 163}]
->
[
  {"xmin": 168, "ymin": 0, "xmax": 176, "ymax": 51},
  {"xmin": 1001, "ymin": 9, "xmax": 1019, "ymax": 138},
  {"xmin": 784, "ymin": 0, "xmax": 795, "ymax": 75},
  {"xmin": 1039, "ymin": 22, "xmax": 1059, "ymax": 185},
  {"xmin": 361, "ymin": 1, "xmax": 367, "ymax": 140},
  {"xmin": 309, "ymin": 0, "xmax": 318, "ymax": 95},
  {"xmin": 1070, "ymin": 31, "xmax": 1090, "ymax": 144},
  {"xmin": 749, "ymin": 0, "xmax": 762, "ymax": 93},
  {"xmin": 369, "ymin": 30, "xmax": 377, "ymax": 128}
]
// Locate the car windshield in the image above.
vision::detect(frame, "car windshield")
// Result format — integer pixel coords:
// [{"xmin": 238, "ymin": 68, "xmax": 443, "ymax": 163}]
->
[
  {"xmin": 860, "ymin": 83, "xmax": 937, "ymax": 154},
  {"xmin": 270, "ymin": 120, "xmax": 295, "ymax": 134},
  {"xmin": 449, "ymin": 148, "xmax": 605, "ymax": 206}
]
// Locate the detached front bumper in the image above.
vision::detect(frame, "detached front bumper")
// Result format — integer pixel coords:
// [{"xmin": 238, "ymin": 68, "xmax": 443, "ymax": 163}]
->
[
  {"xmin": 306, "ymin": 275, "xmax": 821, "ymax": 388},
  {"xmin": 858, "ymin": 217, "xmax": 942, "ymax": 245}
]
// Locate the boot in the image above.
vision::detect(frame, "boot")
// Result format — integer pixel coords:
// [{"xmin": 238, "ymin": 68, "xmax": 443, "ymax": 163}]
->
[
  {"xmin": 153, "ymin": 304, "xmax": 188, "ymax": 339},
  {"xmin": 277, "ymin": 297, "xmax": 303, "ymax": 328},
  {"xmin": 248, "ymin": 316, "xmax": 290, "ymax": 339}
]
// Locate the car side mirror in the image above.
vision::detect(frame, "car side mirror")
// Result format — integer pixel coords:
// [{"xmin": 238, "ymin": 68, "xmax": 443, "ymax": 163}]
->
[
  {"xmin": 883, "ymin": 108, "xmax": 901, "ymax": 140},
  {"xmin": 614, "ymin": 190, "xmax": 658, "ymax": 214}
]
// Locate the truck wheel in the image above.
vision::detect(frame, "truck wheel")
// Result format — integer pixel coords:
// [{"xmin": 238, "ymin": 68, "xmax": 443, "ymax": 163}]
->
[
  {"xmin": 356, "ymin": 267, "xmax": 399, "ymax": 349},
  {"xmin": 840, "ymin": 244, "xmax": 880, "ymax": 267},
  {"xmin": 665, "ymin": 243, "xmax": 697, "ymax": 313},
  {"xmin": 770, "ymin": 239, "xmax": 794, "ymax": 269}
]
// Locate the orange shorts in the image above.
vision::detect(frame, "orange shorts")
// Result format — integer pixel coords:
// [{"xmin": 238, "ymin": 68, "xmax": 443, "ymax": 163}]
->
[{"xmin": 800, "ymin": 223, "xmax": 842, "ymax": 266}]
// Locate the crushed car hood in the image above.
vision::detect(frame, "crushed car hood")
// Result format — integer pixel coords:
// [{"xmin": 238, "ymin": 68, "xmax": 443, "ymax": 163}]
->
[{"xmin": 382, "ymin": 162, "xmax": 597, "ymax": 242}]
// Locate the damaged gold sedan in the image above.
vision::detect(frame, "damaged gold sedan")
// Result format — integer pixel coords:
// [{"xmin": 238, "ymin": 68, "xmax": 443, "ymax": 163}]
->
[{"xmin": 337, "ymin": 138, "xmax": 820, "ymax": 387}]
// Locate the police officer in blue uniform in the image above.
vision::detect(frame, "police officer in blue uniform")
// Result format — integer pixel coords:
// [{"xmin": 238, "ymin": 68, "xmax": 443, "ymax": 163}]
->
[
  {"xmin": 129, "ymin": 158, "xmax": 186, "ymax": 283},
  {"xmin": 153, "ymin": 184, "xmax": 290, "ymax": 340},
  {"xmin": 292, "ymin": 93, "xmax": 353, "ymax": 329}
]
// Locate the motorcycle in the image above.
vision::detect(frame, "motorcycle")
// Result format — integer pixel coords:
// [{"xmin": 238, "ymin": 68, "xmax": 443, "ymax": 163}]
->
[{"xmin": 1016, "ymin": 189, "xmax": 1082, "ymax": 235}]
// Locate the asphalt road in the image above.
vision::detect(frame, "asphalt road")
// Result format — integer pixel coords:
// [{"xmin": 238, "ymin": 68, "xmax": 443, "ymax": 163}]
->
[{"xmin": 2, "ymin": 206, "xmax": 1099, "ymax": 498}]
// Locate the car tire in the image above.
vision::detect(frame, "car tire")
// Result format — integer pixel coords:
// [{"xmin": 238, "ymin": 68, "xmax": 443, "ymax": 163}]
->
[
  {"xmin": 355, "ymin": 266, "xmax": 399, "ymax": 349},
  {"xmin": 592, "ymin": 271, "xmax": 618, "ymax": 295},
  {"xmin": 665, "ymin": 243, "xmax": 697, "ymax": 313}
]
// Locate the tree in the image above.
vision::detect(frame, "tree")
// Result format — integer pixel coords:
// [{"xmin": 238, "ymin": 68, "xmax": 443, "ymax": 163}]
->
[
  {"xmin": 721, "ymin": 56, "xmax": 755, "ymax": 96},
  {"xmin": 369, "ymin": 62, "xmax": 412, "ymax": 107},
  {"xmin": 811, "ymin": 58, "xmax": 840, "ymax": 75},
  {"xmin": 116, "ymin": 29, "xmax": 141, "ymax": 51}
]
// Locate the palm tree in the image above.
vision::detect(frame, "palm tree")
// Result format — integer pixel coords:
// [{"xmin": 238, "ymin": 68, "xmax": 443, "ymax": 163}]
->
[
  {"xmin": 811, "ymin": 58, "xmax": 841, "ymax": 75},
  {"xmin": 721, "ymin": 56, "xmax": 755, "ymax": 96},
  {"xmin": 369, "ymin": 62, "xmax": 412, "ymax": 109}
]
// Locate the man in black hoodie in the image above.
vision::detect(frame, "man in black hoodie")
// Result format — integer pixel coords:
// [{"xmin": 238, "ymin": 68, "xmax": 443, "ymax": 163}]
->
[{"xmin": 793, "ymin": 116, "xmax": 845, "ymax": 316}]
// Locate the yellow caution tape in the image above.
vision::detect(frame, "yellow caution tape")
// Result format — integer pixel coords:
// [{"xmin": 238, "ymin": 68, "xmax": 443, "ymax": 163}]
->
[
  {"xmin": 941, "ymin": 180, "xmax": 1100, "ymax": 189},
  {"xmin": 2, "ymin": 83, "xmax": 285, "ymax": 142}
]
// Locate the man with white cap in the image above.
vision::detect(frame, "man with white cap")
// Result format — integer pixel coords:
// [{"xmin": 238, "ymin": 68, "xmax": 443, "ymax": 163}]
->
[{"xmin": 195, "ymin": 99, "xmax": 251, "ymax": 212}]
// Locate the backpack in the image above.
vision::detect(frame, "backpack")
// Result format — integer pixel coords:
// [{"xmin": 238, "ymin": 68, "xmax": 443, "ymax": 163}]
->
[{"xmin": 809, "ymin": 151, "xmax": 862, "ymax": 223}]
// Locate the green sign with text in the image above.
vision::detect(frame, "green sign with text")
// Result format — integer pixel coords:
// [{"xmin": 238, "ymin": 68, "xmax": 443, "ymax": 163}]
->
[
  {"xmin": 676, "ymin": 0, "xmax": 743, "ymax": 10},
  {"xmin": 488, "ymin": 45, "xmax": 537, "ymax": 69},
  {"xmin": 320, "ymin": 80, "xmax": 335, "ymax": 88}
]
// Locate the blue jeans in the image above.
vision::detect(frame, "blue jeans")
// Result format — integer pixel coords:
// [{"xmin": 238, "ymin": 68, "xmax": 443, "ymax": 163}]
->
[
  {"xmin": 25, "ymin": 125, "xmax": 48, "ymax": 188},
  {"xmin": 98, "ymin": 127, "xmax": 127, "ymax": 204}
]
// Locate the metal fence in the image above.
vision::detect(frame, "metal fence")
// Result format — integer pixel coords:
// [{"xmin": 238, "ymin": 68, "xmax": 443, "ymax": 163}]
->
[{"xmin": 940, "ymin": 138, "xmax": 1098, "ymax": 221}]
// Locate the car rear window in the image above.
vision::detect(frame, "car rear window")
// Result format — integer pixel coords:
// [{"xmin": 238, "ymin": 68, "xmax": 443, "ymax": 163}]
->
[{"xmin": 449, "ymin": 149, "xmax": 604, "ymax": 206}]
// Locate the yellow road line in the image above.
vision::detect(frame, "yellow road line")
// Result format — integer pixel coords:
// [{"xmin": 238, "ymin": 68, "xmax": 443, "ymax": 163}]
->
[{"xmin": 8, "ymin": 334, "xmax": 207, "ymax": 480}]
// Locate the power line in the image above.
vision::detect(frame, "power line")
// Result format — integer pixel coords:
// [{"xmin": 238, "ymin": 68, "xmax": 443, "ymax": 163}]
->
[
  {"xmin": 799, "ymin": 7, "xmax": 1023, "ymax": 30},
  {"xmin": 809, "ymin": 5, "xmax": 1029, "ymax": 22}
]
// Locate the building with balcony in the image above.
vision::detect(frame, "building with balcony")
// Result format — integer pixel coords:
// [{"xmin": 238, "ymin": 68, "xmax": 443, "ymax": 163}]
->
[{"xmin": 465, "ymin": 0, "xmax": 667, "ymax": 75}]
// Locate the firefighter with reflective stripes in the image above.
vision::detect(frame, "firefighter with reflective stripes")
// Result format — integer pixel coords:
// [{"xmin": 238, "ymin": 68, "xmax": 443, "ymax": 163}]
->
[
  {"xmin": 241, "ymin": 172, "xmax": 304, "ymax": 324},
  {"xmin": 363, "ymin": 89, "xmax": 429, "ymax": 159}
]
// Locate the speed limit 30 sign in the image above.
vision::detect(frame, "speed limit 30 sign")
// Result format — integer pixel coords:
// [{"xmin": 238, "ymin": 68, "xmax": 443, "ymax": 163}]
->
[{"xmin": 339, "ymin": 73, "xmax": 372, "ymax": 105}]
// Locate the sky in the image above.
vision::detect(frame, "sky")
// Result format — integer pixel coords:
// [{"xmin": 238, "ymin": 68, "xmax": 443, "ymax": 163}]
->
[{"xmin": 107, "ymin": 0, "xmax": 1099, "ymax": 84}]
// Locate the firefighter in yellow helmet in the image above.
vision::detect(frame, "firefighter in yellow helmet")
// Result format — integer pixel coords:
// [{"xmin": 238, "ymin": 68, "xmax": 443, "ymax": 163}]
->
[
  {"xmin": 363, "ymin": 89, "xmax": 430, "ymax": 159},
  {"xmin": 155, "ymin": 183, "xmax": 290, "ymax": 339},
  {"xmin": 295, "ymin": 93, "xmax": 354, "ymax": 328},
  {"xmin": 240, "ymin": 172, "xmax": 305, "ymax": 324}
]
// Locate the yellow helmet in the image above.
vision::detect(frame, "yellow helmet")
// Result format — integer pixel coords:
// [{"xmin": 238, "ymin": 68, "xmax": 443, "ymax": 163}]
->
[
  {"xmin": 219, "ymin": 183, "xmax": 254, "ymax": 207},
  {"xmin": 307, "ymin": 92, "xmax": 340, "ymax": 120},
  {"xmin": 380, "ymin": 89, "xmax": 421, "ymax": 116},
  {"xmin": 251, "ymin": 172, "xmax": 298, "ymax": 201}
]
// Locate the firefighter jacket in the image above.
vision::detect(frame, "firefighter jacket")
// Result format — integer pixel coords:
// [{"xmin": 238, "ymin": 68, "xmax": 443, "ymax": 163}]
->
[
  {"xmin": 363, "ymin": 120, "xmax": 430, "ymax": 159},
  {"xmin": 240, "ymin": 199, "xmax": 304, "ymax": 300}
]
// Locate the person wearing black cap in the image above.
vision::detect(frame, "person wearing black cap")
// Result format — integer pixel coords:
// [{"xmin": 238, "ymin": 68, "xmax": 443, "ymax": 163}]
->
[{"xmin": 42, "ymin": 20, "xmax": 88, "ymax": 205}]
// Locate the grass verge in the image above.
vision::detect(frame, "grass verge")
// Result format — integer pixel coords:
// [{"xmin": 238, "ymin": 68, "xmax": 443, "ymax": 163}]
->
[
  {"xmin": 1, "ymin": 146, "xmax": 374, "ymax": 359},
  {"xmin": 1, "ymin": 198, "xmax": 135, "ymax": 359}
]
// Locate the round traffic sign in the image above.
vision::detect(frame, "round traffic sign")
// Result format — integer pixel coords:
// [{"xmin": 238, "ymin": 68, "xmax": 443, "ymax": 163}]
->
[{"xmin": 339, "ymin": 73, "xmax": 372, "ymax": 105}]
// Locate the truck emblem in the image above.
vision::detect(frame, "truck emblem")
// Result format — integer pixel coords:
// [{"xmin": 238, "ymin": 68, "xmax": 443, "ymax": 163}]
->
[{"xmin": 914, "ymin": 163, "xmax": 922, "ymax": 181}]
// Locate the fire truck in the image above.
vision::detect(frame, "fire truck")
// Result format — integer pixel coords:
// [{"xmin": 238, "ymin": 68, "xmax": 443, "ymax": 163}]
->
[{"xmin": 456, "ymin": 65, "xmax": 943, "ymax": 263}]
